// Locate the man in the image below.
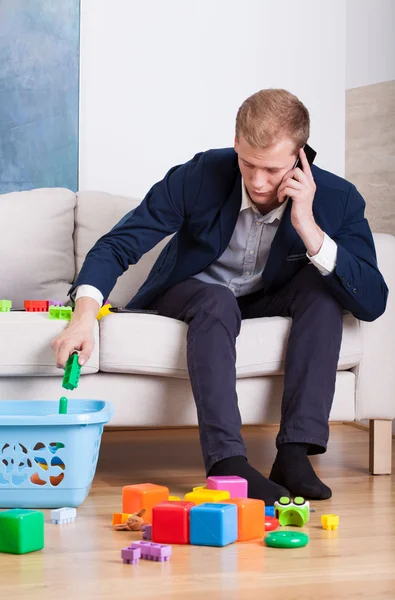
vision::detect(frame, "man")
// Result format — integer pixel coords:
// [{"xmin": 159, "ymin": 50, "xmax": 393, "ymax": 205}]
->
[{"xmin": 52, "ymin": 89, "xmax": 388, "ymax": 504}]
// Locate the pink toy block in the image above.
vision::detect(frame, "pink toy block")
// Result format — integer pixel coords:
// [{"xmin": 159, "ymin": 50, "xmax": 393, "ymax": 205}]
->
[
  {"xmin": 142, "ymin": 524, "xmax": 152, "ymax": 540},
  {"xmin": 121, "ymin": 546, "xmax": 141, "ymax": 565},
  {"xmin": 130, "ymin": 541, "xmax": 172, "ymax": 562},
  {"xmin": 206, "ymin": 475, "xmax": 248, "ymax": 498}
]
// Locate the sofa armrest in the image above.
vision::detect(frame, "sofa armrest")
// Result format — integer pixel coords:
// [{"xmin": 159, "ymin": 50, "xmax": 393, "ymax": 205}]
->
[{"xmin": 353, "ymin": 233, "xmax": 395, "ymax": 420}]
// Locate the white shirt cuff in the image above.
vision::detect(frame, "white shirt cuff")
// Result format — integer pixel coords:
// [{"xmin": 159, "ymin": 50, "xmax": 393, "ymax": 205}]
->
[
  {"xmin": 306, "ymin": 233, "xmax": 337, "ymax": 276},
  {"xmin": 74, "ymin": 285, "xmax": 104, "ymax": 306}
]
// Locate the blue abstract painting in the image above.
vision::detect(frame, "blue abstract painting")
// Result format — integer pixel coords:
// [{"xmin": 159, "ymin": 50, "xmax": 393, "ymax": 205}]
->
[{"xmin": 0, "ymin": 0, "xmax": 80, "ymax": 193}]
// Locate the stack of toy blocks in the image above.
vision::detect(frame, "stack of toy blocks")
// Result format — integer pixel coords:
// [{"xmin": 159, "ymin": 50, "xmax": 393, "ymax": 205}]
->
[
  {"xmin": 62, "ymin": 353, "xmax": 81, "ymax": 391},
  {"xmin": 148, "ymin": 475, "xmax": 264, "ymax": 547}
]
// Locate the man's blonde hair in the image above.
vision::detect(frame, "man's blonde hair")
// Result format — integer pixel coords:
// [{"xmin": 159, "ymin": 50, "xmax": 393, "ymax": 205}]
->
[{"xmin": 235, "ymin": 89, "xmax": 310, "ymax": 152}]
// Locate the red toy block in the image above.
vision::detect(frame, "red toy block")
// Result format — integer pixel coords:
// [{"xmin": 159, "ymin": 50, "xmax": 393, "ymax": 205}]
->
[
  {"xmin": 24, "ymin": 300, "xmax": 49, "ymax": 312},
  {"xmin": 152, "ymin": 501, "xmax": 195, "ymax": 545},
  {"xmin": 122, "ymin": 483, "xmax": 169, "ymax": 522}
]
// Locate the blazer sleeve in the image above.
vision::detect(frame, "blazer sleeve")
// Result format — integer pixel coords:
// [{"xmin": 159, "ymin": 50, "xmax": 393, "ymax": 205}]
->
[
  {"xmin": 69, "ymin": 152, "xmax": 205, "ymax": 301},
  {"xmin": 322, "ymin": 184, "xmax": 388, "ymax": 322}
]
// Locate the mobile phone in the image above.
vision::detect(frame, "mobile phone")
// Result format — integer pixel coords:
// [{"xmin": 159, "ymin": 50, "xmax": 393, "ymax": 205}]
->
[
  {"xmin": 285, "ymin": 143, "xmax": 316, "ymax": 203},
  {"xmin": 293, "ymin": 143, "xmax": 317, "ymax": 171}
]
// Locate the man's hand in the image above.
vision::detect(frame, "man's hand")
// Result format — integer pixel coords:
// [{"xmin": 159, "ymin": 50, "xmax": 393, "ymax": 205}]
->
[
  {"xmin": 277, "ymin": 147, "xmax": 324, "ymax": 256},
  {"xmin": 51, "ymin": 297, "xmax": 99, "ymax": 369}
]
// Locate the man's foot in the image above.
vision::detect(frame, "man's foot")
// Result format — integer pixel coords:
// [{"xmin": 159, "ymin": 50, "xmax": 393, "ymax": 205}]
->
[
  {"xmin": 208, "ymin": 455, "xmax": 289, "ymax": 505},
  {"xmin": 269, "ymin": 443, "xmax": 332, "ymax": 500}
]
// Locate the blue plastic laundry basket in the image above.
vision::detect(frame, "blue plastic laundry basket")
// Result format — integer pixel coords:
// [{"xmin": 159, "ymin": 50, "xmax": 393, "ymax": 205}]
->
[{"xmin": 0, "ymin": 399, "xmax": 114, "ymax": 509}]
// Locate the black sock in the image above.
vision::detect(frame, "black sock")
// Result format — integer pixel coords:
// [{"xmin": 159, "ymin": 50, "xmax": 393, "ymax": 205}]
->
[
  {"xmin": 208, "ymin": 455, "xmax": 289, "ymax": 505},
  {"xmin": 269, "ymin": 443, "xmax": 332, "ymax": 500}
]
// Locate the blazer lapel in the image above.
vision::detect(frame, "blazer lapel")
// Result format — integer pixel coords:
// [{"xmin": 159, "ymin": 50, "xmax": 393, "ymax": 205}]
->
[
  {"xmin": 262, "ymin": 199, "xmax": 300, "ymax": 290},
  {"xmin": 217, "ymin": 171, "xmax": 242, "ymax": 258}
]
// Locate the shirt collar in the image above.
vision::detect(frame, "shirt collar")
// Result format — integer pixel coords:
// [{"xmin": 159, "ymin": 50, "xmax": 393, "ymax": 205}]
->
[{"xmin": 241, "ymin": 178, "xmax": 288, "ymax": 223}]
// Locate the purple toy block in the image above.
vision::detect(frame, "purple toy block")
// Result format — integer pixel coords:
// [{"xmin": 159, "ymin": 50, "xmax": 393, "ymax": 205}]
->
[
  {"xmin": 206, "ymin": 475, "xmax": 248, "ymax": 498},
  {"xmin": 121, "ymin": 546, "xmax": 141, "ymax": 565},
  {"xmin": 130, "ymin": 541, "xmax": 172, "ymax": 562},
  {"xmin": 142, "ymin": 524, "xmax": 152, "ymax": 540},
  {"xmin": 48, "ymin": 300, "xmax": 63, "ymax": 307}
]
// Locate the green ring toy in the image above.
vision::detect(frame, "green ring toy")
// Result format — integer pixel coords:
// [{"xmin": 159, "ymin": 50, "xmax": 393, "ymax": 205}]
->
[{"xmin": 264, "ymin": 531, "xmax": 309, "ymax": 548}]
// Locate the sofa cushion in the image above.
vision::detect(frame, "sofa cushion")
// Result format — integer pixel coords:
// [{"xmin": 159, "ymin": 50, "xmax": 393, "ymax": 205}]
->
[
  {"xmin": 75, "ymin": 191, "xmax": 172, "ymax": 307},
  {"xmin": 0, "ymin": 188, "xmax": 76, "ymax": 309},
  {"xmin": 0, "ymin": 312, "xmax": 99, "ymax": 376},
  {"xmin": 99, "ymin": 312, "xmax": 361, "ymax": 378}
]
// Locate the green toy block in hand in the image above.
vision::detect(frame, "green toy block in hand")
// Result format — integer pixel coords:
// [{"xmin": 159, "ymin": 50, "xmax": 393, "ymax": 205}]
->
[
  {"xmin": 274, "ymin": 496, "xmax": 310, "ymax": 527},
  {"xmin": 0, "ymin": 509, "xmax": 44, "ymax": 554},
  {"xmin": 62, "ymin": 352, "xmax": 81, "ymax": 390}
]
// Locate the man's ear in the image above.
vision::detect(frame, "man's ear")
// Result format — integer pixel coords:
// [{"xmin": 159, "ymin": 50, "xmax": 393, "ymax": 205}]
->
[{"xmin": 234, "ymin": 136, "xmax": 239, "ymax": 153}]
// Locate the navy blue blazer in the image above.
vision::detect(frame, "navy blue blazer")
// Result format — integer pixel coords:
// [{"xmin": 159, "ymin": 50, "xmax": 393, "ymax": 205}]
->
[{"xmin": 71, "ymin": 148, "xmax": 388, "ymax": 322}]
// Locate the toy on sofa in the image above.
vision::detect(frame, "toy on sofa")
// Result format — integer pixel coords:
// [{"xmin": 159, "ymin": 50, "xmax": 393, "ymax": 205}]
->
[{"xmin": 0, "ymin": 299, "xmax": 12, "ymax": 312}]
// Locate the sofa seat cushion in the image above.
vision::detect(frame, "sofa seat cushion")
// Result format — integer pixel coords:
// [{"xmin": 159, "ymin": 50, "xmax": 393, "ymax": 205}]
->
[
  {"xmin": 99, "ymin": 312, "xmax": 361, "ymax": 378},
  {"xmin": 0, "ymin": 313, "xmax": 99, "ymax": 376}
]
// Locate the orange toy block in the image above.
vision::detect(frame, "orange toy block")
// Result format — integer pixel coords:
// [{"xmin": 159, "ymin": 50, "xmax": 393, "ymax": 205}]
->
[
  {"xmin": 112, "ymin": 512, "xmax": 132, "ymax": 526},
  {"xmin": 122, "ymin": 483, "xmax": 169, "ymax": 522},
  {"xmin": 223, "ymin": 498, "xmax": 265, "ymax": 541}
]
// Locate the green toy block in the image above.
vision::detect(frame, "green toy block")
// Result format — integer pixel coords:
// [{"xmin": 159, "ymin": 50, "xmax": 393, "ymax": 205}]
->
[
  {"xmin": 0, "ymin": 299, "xmax": 12, "ymax": 312},
  {"xmin": 62, "ymin": 352, "xmax": 81, "ymax": 390},
  {"xmin": 274, "ymin": 496, "xmax": 310, "ymax": 527},
  {"xmin": 48, "ymin": 305, "xmax": 72, "ymax": 320},
  {"xmin": 0, "ymin": 509, "xmax": 44, "ymax": 554}
]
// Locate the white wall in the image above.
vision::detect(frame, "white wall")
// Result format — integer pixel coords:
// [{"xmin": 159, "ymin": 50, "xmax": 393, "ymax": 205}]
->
[
  {"xmin": 79, "ymin": 0, "xmax": 346, "ymax": 197},
  {"xmin": 346, "ymin": 0, "xmax": 395, "ymax": 89}
]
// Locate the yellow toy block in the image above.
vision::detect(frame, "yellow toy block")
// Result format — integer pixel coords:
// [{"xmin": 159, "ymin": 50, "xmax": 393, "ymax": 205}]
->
[
  {"xmin": 321, "ymin": 514, "xmax": 339, "ymax": 530},
  {"xmin": 97, "ymin": 303, "xmax": 112, "ymax": 320},
  {"xmin": 184, "ymin": 489, "xmax": 230, "ymax": 505},
  {"xmin": 112, "ymin": 512, "xmax": 132, "ymax": 526},
  {"xmin": 168, "ymin": 496, "xmax": 182, "ymax": 501}
]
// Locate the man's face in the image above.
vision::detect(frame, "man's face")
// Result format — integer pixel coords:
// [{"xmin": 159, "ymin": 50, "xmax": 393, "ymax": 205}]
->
[{"xmin": 234, "ymin": 135, "xmax": 298, "ymax": 212}]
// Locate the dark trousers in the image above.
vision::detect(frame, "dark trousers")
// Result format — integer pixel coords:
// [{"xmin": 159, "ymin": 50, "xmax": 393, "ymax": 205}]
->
[{"xmin": 148, "ymin": 265, "xmax": 344, "ymax": 473}]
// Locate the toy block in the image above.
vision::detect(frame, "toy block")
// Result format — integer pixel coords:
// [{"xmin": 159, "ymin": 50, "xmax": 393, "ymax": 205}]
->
[
  {"xmin": 49, "ymin": 305, "xmax": 72, "ymax": 320},
  {"xmin": 130, "ymin": 541, "xmax": 172, "ymax": 562},
  {"xmin": 184, "ymin": 488, "xmax": 230, "ymax": 506},
  {"xmin": 274, "ymin": 496, "xmax": 310, "ymax": 527},
  {"xmin": 97, "ymin": 303, "xmax": 113, "ymax": 320},
  {"xmin": 48, "ymin": 300, "xmax": 63, "ymax": 307},
  {"xmin": 321, "ymin": 514, "xmax": 339, "ymax": 530},
  {"xmin": 142, "ymin": 524, "xmax": 152, "ymax": 540},
  {"xmin": 223, "ymin": 498, "xmax": 264, "ymax": 541},
  {"xmin": 50, "ymin": 507, "xmax": 76, "ymax": 524},
  {"xmin": 265, "ymin": 506, "xmax": 275, "ymax": 516},
  {"xmin": 122, "ymin": 483, "xmax": 169, "ymax": 522},
  {"xmin": 121, "ymin": 546, "xmax": 141, "ymax": 565},
  {"xmin": 152, "ymin": 501, "xmax": 195, "ymax": 544},
  {"xmin": 0, "ymin": 509, "xmax": 44, "ymax": 554},
  {"xmin": 0, "ymin": 300, "xmax": 12, "ymax": 312},
  {"xmin": 190, "ymin": 503, "xmax": 237, "ymax": 547},
  {"xmin": 206, "ymin": 475, "xmax": 248, "ymax": 498},
  {"xmin": 112, "ymin": 512, "xmax": 133, "ymax": 527},
  {"xmin": 168, "ymin": 496, "xmax": 182, "ymax": 501},
  {"xmin": 24, "ymin": 300, "xmax": 49, "ymax": 312},
  {"xmin": 62, "ymin": 352, "xmax": 81, "ymax": 390}
]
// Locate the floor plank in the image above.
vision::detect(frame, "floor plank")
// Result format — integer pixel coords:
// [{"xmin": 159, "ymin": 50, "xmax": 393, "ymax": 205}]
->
[{"xmin": 1, "ymin": 424, "xmax": 395, "ymax": 600}]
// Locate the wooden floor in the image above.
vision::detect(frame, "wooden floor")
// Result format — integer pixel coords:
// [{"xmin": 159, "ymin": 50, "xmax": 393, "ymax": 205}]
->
[{"xmin": 1, "ymin": 424, "xmax": 395, "ymax": 600}]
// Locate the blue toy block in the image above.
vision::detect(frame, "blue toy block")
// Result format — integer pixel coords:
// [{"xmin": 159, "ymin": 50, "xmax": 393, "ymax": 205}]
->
[
  {"xmin": 190, "ymin": 503, "xmax": 237, "ymax": 547},
  {"xmin": 265, "ymin": 506, "xmax": 275, "ymax": 517}
]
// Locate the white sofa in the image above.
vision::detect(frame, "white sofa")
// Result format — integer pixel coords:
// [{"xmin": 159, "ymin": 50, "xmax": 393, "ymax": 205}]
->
[{"xmin": 1, "ymin": 188, "xmax": 394, "ymax": 474}]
